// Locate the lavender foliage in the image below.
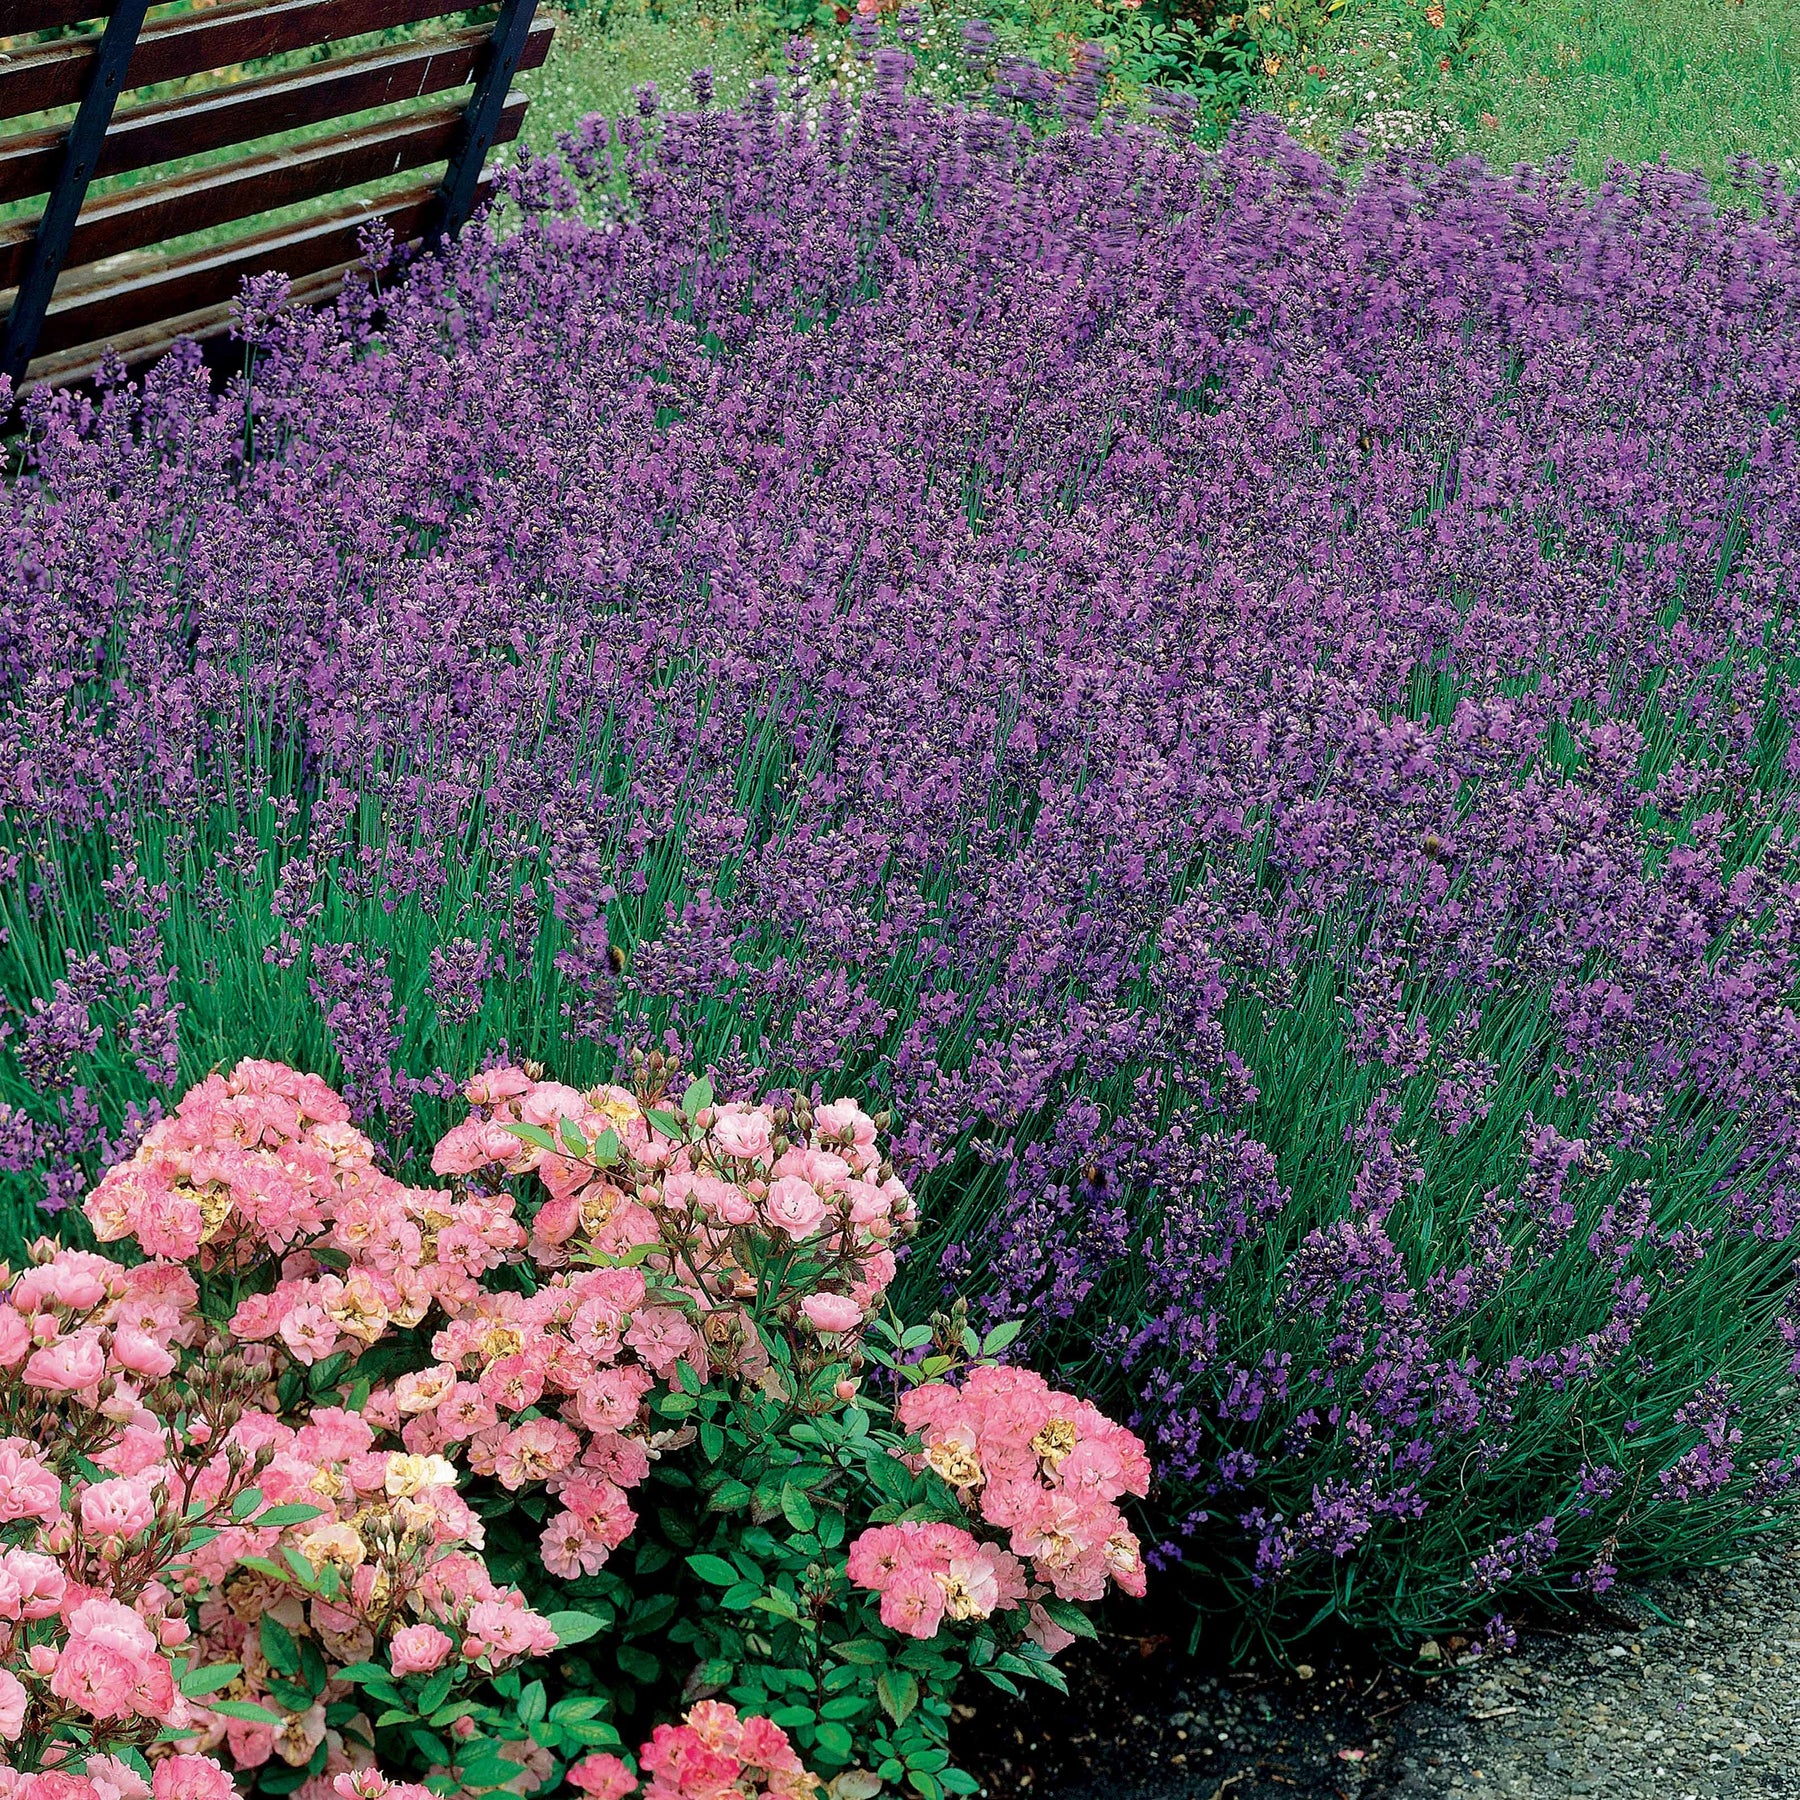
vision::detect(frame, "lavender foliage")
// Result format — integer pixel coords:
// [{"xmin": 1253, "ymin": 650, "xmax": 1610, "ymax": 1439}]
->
[{"xmin": 4, "ymin": 101, "xmax": 1800, "ymax": 1637}]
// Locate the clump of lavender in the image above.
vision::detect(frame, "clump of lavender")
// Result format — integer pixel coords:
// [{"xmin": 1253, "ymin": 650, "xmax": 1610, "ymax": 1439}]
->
[
  {"xmin": 307, "ymin": 942, "xmax": 414, "ymax": 1140},
  {"xmin": 2, "ymin": 92, "xmax": 1800, "ymax": 1647}
]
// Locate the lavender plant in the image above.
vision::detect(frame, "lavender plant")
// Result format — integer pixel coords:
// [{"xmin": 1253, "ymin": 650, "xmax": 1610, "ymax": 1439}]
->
[{"xmin": 4, "ymin": 88, "xmax": 1800, "ymax": 1645}]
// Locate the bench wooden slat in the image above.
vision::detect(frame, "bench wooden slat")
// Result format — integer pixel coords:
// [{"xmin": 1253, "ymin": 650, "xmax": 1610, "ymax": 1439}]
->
[
  {"xmin": 0, "ymin": 15, "xmax": 549, "ymax": 206},
  {"xmin": 32, "ymin": 169, "xmax": 466, "ymax": 355},
  {"xmin": 19, "ymin": 256, "xmax": 351, "ymax": 390},
  {"xmin": 0, "ymin": 0, "xmax": 488, "ymax": 118},
  {"xmin": 0, "ymin": 89, "xmax": 523, "ymax": 290},
  {"xmin": 0, "ymin": 0, "xmax": 102, "ymax": 36}
]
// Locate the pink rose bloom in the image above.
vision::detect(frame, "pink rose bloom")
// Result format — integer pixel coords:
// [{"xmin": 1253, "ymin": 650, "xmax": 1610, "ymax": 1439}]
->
[
  {"xmin": 0, "ymin": 1668, "xmax": 24, "ymax": 1740},
  {"xmin": 277, "ymin": 1303, "xmax": 338, "ymax": 1366},
  {"xmin": 493, "ymin": 1418, "xmax": 581, "ymax": 1490},
  {"xmin": 389, "ymin": 1623, "xmax": 455, "ymax": 1677},
  {"xmin": 20, "ymin": 1257, "xmax": 114, "ymax": 1313},
  {"xmin": 876, "ymin": 1563, "xmax": 947, "ymax": 1640},
  {"xmin": 463, "ymin": 1597, "xmax": 557, "ymax": 1663},
  {"xmin": 464, "ymin": 1066, "xmax": 533, "ymax": 1105},
  {"xmin": 1106, "ymin": 1525, "xmax": 1148, "ymax": 1597},
  {"xmin": 528, "ymin": 1192, "xmax": 581, "ymax": 1250},
  {"xmin": 0, "ymin": 1441, "xmax": 63, "ymax": 1525},
  {"xmin": 48, "ymin": 1635, "xmax": 146, "ymax": 1721},
  {"xmin": 23, "ymin": 1331, "xmax": 107, "ymax": 1392},
  {"xmin": 519, "ymin": 1083, "xmax": 588, "ymax": 1128},
  {"xmin": 815, "ymin": 1098, "xmax": 876, "ymax": 1149},
  {"xmin": 149, "ymin": 1758, "xmax": 235, "ymax": 1800},
  {"xmin": 944, "ymin": 1552, "xmax": 1001, "ymax": 1620},
  {"xmin": 109, "ymin": 1325, "xmax": 175, "ymax": 1380},
  {"xmin": 0, "ymin": 1311, "xmax": 31, "ymax": 1366},
  {"xmin": 428, "ymin": 1123, "xmax": 500, "ymax": 1180},
  {"xmin": 623, "ymin": 1307, "xmax": 705, "ymax": 1380},
  {"xmin": 132, "ymin": 1189, "xmax": 205, "ymax": 1261},
  {"xmin": 848, "ymin": 1248, "xmax": 897, "ymax": 1309},
  {"xmin": 572, "ymin": 1364, "xmax": 653, "ymax": 1434},
  {"xmin": 16, "ymin": 1777, "xmax": 101, "ymax": 1800},
  {"xmin": 763, "ymin": 1177, "xmax": 827, "ymax": 1241},
  {"xmin": 1054, "ymin": 1438, "xmax": 1127, "ymax": 1498},
  {"xmin": 845, "ymin": 1524, "xmax": 906, "ymax": 1592},
  {"xmin": 734, "ymin": 1713, "xmax": 804, "ymax": 1773},
  {"xmin": 569, "ymin": 1294, "xmax": 628, "ymax": 1359},
  {"xmin": 566, "ymin": 1755, "xmax": 636, "ymax": 1800},
  {"xmin": 3, "ymin": 1549, "xmax": 66, "ymax": 1617},
  {"xmin": 711, "ymin": 1107, "xmax": 773, "ymax": 1161},
  {"xmin": 800, "ymin": 1293, "xmax": 863, "ymax": 1335},
  {"xmin": 80, "ymin": 1474, "xmax": 159, "ymax": 1544},
  {"xmin": 896, "ymin": 1383, "xmax": 965, "ymax": 1435},
  {"xmin": 977, "ymin": 1476, "xmax": 1045, "ymax": 1531},
  {"xmin": 84, "ymin": 1756, "xmax": 150, "ymax": 1800}
]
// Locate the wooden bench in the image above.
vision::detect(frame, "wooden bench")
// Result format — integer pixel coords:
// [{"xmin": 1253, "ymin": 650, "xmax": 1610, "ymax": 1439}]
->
[{"xmin": 0, "ymin": 0, "xmax": 552, "ymax": 392}]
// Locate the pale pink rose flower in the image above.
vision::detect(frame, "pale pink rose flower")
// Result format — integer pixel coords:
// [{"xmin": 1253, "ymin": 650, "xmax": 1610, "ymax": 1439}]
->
[
  {"xmin": 80, "ymin": 1475, "xmax": 158, "ymax": 1544},
  {"xmin": 764, "ymin": 1177, "xmax": 827, "ymax": 1241},
  {"xmin": 149, "ymin": 1758, "xmax": 235, "ymax": 1800},
  {"xmin": 23, "ymin": 1331, "xmax": 107, "ymax": 1392},
  {"xmin": 0, "ymin": 1668, "xmax": 24, "ymax": 1740},
  {"xmin": 877, "ymin": 1564, "xmax": 947, "ymax": 1640},
  {"xmin": 711, "ymin": 1107, "xmax": 774, "ymax": 1161},
  {"xmin": 463, "ymin": 1067, "xmax": 533, "ymax": 1105},
  {"xmin": 109, "ymin": 1325, "xmax": 175, "ymax": 1379},
  {"xmin": 389, "ymin": 1623, "xmax": 455, "ymax": 1677},
  {"xmin": 801, "ymin": 1293, "xmax": 863, "ymax": 1335}
]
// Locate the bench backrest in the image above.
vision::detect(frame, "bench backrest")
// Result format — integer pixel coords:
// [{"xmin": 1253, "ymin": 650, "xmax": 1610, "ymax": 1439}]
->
[{"xmin": 0, "ymin": 0, "xmax": 550, "ymax": 392}]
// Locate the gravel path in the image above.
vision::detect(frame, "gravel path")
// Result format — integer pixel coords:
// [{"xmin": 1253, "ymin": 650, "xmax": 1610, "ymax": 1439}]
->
[
  {"xmin": 958, "ymin": 1540, "xmax": 1800, "ymax": 1799},
  {"xmin": 1447, "ymin": 1542, "xmax": 1800, "ymax": 1800}
]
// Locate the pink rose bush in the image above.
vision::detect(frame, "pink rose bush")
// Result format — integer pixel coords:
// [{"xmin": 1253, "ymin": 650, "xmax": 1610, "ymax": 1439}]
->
[
  {"xmin": 0, "ymin": 1245, "xmax": 254, "ymax": 1788},
  {"xmin": 3, "ymin": 1058, "xmax": 1143, "ymax": 1797}
]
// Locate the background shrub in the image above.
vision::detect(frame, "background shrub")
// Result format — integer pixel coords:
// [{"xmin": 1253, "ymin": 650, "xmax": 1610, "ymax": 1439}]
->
[{"xmin": 5, "ymin": 86, "xmax": 1800, "ymax": 1648}]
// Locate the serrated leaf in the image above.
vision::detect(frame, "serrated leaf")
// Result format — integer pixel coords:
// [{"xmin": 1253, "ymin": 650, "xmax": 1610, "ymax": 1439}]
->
[
  {"xmin": 592, "ymin": 1126, "xmax": 620, "ymax": 1165},
  {"xmin": 682, "ymin": 1075, "xmax": 714, "ymax": 1119},
  {"xmin": 647, "ymin": 1107, "xmax": 685, "ymax": 1140},
  {"xmin": 210, "ymin": 1698, "xmax": 285, "ymax": 1725},
  {"xmin": 505, "ymin": 1121, "xmax": 558, "ymax": 1151},
  {"xmin": 1037, "ymin": 1597, "xmax": 1098, "ymax": 1641},
  {"xmin": 261, "ymin": 1616, "xmax": 302, "ymax": 1677},
  {"xmin": 417, "ymin": 1667, "xmax": 456, "ymax": 1714},
  {"xmin": 686, "ymin": 1554, "xmax": 740, "ymax": 1587},
  {"xmin": 781, "ymin": 1484, "xmax": 817, "ymax": 1532},
  {"xmin": 255, "ymin": 1501, "xmax": 326, "ymax": 1529},
  {"xmin": 980, "ymin": 1319, "xmax": 1024, "ymax": 1355},
  {"xmin": 230, "ymin": 1487, "xmax": 266, "ymax": 1521},
  {"xmin": 546, "ymin": 1609, "xmax": 609, "ymax": 1647},
  {"xmin": 331, "ymin": 1662, "xmax": 392, "ymax": 1685},
  {"xmin": 878, "ymin": 1669, "xmax": 919, "ymax": 1725},
  {"xmin": 177, "ymin": 1662, "xmax": 242, "ymax": 1699},
  {"xmin": 558, "ymin": 1116, "xmax": 589, "ymax": 1155}
]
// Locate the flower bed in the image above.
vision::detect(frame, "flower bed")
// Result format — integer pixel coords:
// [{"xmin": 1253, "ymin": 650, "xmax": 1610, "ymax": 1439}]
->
[{"xmin": 5, "ymin": 68, "xmax": 1800, "ymax": 1691}]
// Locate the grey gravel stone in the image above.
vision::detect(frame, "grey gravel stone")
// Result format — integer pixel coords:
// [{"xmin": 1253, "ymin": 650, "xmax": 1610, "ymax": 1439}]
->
[{"xmin": 1455, "ymin": 1543, "xmax": 1800, "ymax": 1800}]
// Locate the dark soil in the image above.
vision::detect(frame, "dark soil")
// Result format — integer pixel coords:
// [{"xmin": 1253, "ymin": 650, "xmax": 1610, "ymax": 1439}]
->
[{"xmin": 951, "ymin": 1622, "xmax": 1450, "ymax": 1799}]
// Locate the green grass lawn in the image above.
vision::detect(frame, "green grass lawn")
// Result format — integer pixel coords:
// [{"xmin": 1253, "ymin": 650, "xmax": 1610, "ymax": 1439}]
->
[
  {"xmin": 514, "ymin": 0, "xmax": 1800, "ymax": 196},
  {"xmin": 1276, "ymin": 0, "xmax": 1800, "ymax": 189},
  {"xmin": 516, "ymin": 1, "xmax": 775, "ymax": 152}
]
